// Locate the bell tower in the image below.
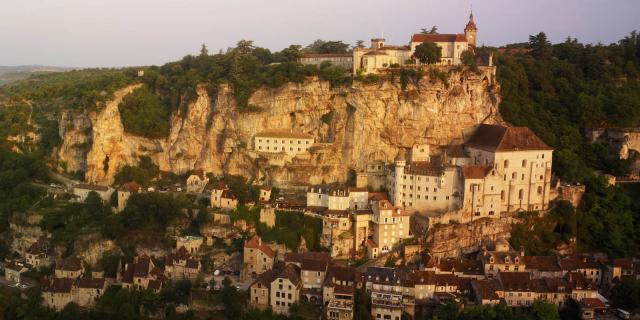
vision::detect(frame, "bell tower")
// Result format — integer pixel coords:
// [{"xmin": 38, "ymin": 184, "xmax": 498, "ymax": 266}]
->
[{"xmin": 464, "ymin": 11, "xmax": 478, "ymax": 48}]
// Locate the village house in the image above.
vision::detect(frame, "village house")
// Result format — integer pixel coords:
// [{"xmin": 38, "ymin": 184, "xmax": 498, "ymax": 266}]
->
[
  {"xmin": 25, "ymin": 239, "xmax": 52, "ymax": 268},
  {"xmin": 210, "ymin": 182, "xmax": 238, "ymax": 210},
  {"xmin": 116, "ymin": 181, "xmax": 141, "ymax": 212},
  {"xmin": 120, "ymin": 254, "xmax": 167, "ymax": 292},
  {"xmin": 423, "ymin": 255, "xmax": 485, "ymax": 279},
  {"xmin": 365, "ymin": 267, "xmax": 407, "ymax": 320},
  {"xmin": 243, "ymin": 235, "xmax": 276, "ymax": 279},
  {"xmin": 408, "ymin": 12, "xmax": 477, "ymax": 66},
  {"xmin": 55, "ymin": 256, "xmax": 84, "ymax": 279},
  {"xmin": 249, "ymin": 266, "xmax": 280, "ymax": 310},
  {"xmin": 307, "ymin": 186, "xmax": 369, "ymax": 211},
  {"xmin": 41, "ymin": 278, "xmax": 76, "ymax": 310},
  {"xmin": 367, "ymin": 200, "xmax": 412, "ymax": 258},
  {"xmin": 254, "ymin": 129, "xmax": 314, "ymax": 156},
  {"xmin": 323, "ymin": 266, "xmax": 358, "ymax": 320},
  {"xmin": 72, "ymin": 183, "xmax": 114, "ymax": 203},
  {"xmin": 4, "ymin": 260, "xmax": 28, "ymax": 283},
  {"xmin": 298, "ymin": 53, "xmax": 353, "ymax": 71},
  {"xmin": 76, "ymin": 278, "xmax": 107, "ymax": 307},
  {"xmin": 288, "ymin": 252, "xmax": 331, "ymax": 304},
  {"xmin": 604, "ymin": 258, "xmax": 640, "ymax": 288},
  {"xmin": 165, "ymin": 247, "xmax": 201, "ymax": 280},
  {"xmin": 479, "ymin": 238, "xmax": 526, "ymax": 277},
  {"xmin": 186, "ymin": 169, "xmax": 209, "ymax": 193},
  {"xmin": 559, "ymin": 255, "xmax": 602, "ymax": 285},
  {"xmin": 270, "ymin": 263, "xmax": 302, "ymax": 315}
]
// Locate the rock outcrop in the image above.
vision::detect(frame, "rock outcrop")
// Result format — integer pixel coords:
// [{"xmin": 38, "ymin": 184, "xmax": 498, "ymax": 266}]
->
[
  {"xmin": 426, "ymin": 217, "xmax": 513, "ymax": 258},
  {"xmin": 56, "ymin": 67, "xmax": 501, "ymax": 186}
]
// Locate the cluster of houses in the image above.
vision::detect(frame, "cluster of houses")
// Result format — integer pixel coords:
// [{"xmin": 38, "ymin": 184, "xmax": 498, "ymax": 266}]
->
[
  {"xmin": 244, "ymin": 233, "xmax": 640, "ymax": 319},
  {"xmin": 298, "ymin": 12, "xmax": 482, "ymax": 74}
]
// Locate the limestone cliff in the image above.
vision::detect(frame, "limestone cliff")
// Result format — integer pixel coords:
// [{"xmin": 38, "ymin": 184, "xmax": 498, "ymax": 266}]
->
[{"xmin": 56, "ymin": 67, "xmax": 501, "ymax": 186}]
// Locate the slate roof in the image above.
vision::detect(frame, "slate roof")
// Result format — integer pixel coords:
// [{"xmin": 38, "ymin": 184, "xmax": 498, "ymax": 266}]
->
[
  {"xmin": 523, "ymin": 256, "xmax": 561, "ymax": 272},
  {"xmin": 471, "ymin": 279, "xmax": 502, "ymax": 300},
  {"xmin": 405, "ymin": 161, "xmax": 443, "ymax": 176},
  {"xmin": 77, "ymin": 278, "xmax": 105, "ymax": 289},
  {"xmin": 41, "ymin": 277, "xmax": 74, "ymax": 293},
  {"xmin": 466, "ymin": 124, "xmax": 552, "ymax": 152}
]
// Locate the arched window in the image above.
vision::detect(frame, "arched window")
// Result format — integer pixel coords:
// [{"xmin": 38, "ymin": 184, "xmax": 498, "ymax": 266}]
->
[
  {"xmin": 504, "ymin": 160, "xmax": 509, "ymax": 168},
  {"xmin": 537, "ymin": 186, "xmax": 543, "ymax": 194},
  {"xmin": 522, "ymin": 160, "xmax": 527, "ymax": 167},
  {"xmin": 518, "ymin": 189, "xmax": 524, "ymax": 200},
  {"xmin": 512, "ymin": 172, "xmax": 517, "ymax": 179},
  {"xmin": 501, "ymin": 190, "xmax": 505, "ymax": 200}
]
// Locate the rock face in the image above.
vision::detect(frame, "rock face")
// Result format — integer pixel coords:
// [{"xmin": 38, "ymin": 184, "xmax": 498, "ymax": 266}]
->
[
  {"xmin": 56, "ymin": 67, "xmax": 500, "ymax": 186},
  {"xmin": 426, "ymin": 217, "xmax": 513, "ymax": 258}
]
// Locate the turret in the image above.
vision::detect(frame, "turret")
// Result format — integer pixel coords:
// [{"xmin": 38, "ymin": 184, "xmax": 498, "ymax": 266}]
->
[
  {"xmin": 371, "ymin": 38, "xmax": 386, "ymax": 49},
  {"xmin": 464, "ymin": 12, "xmax": 478, "ymax": 48},
  {"xmin": 394, "ymin": 153, "xmax": 406, "ymax": 207}
]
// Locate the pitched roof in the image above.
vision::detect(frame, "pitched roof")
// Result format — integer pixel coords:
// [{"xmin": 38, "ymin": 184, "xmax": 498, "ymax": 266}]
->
[
  {"xmin": 274, "ymin": 264, "xmax": 301, "ymax": 286},
  {"xmin": 5, "ymin": 260, "xmax": 27, "ymax": 272},
  {"xmin": 498, "ymin": 272, "xmax": 537, "ymax": 292},
  {"xmin": 523, "ymin": 256, "xmax": 561, "ymax": 272},
  {"xmin": 436, "ymin": 258, "xmax": 484, "ymax": 275},
  {"xmin": 41, "ymin": 277, "xmax": 74, "ymax": 293},
  {"xmin": 77, "ymin": 278, "xmax": 105, "ymax": 289},
  {"xmin": 559, "ymin": 256, "xmax": 600, "ymax": 271},
  {"xmin": 411, "ymin": 33, "xmax": 467, "ymax": 43},
  {"xmin": 405, "ymin": 161, "xmax": 443, "ymax": 176},
  {"xmin": 463, "ymin": 165, "xmax": 492, "ymax": 179},
  {"xmin": 119, "ymin": 181, "xmax": 141, "ymax": 193},
  {"xmin": 252, "ymin": 268, "xmax": 278, "ymax": 288},
  {"xmin": 471, "ymin": 279, "xmax": 502, "ymax": 300},
  {"xmin": 446, "ymin": 145, "xmax": 469, "ymax": 158},
  {"xmin": 245, "ymin": 235, "xmax": 275, "ymax": 258},
  {"xmin": 301, "ymin": 258, "xmax": 329, "ymax": 272},
  {"xmin": 58, "ymin": 256, "xmax": 82, "ymax": 272},
  {"xmin": 466, "ymin": 124, "xmax": 552, "ymax": 152}
]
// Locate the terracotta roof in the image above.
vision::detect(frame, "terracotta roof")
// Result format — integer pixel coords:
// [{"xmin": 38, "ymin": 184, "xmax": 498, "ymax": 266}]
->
[
  {"xmin": 348, "ymin": 187, "xmax": 368, "ymax": 192},
  {"xmin": 334, "ymin": 284, "xmax": 356, "ymax": 295},
  {"xmin": 411, "ymin": 33, "xmax": 467, "ymax": 43},
  {"xmin": 327, "ymin": 266, "xmax": 357, "ymax": 283},
  {"xmin": 379, "ymin": 45, "xmax": 410, "ymax": 51},
  {"xmin": 613, "ymin": 258, "xmax": 636, "ymax": 269},
  {"xmin": 368, "ymin": 192, "xmax": 388, "ymax": 202},
  {"xmin": 133, "ymin": 256, "xmax": 151, "ymax": 278},
  {"xmin": 463, "ymin": 165, "xmax": 492, "ymax": 179},
  {"xmin": 498, "ymin": 272, "xmax": 537, "ymax": 292},
  {"xmin": 285, "ymin": 252, "xmax": 330, "ymax": 265},
  {"xmin": 466, "ymin": 124, "xmax": 552, "ymax": 152},
  {"xmin": 465, "ymin": 13, "xmax": 478, "ymax": 31},
  {"xmin": 471, "ymin": 279, "xmax": 502, "ymax": 300},
  {"xmin": 119, "ymin": 181, "xmax": 141, "ymax": 193},
  {"xmin": 75, "ymin": 183, "xmax": 109, "ymax": 192},
  {"xmin": 5, "ymin": 260, "xmax": 27, "ymax": 272},
  {"xmin": 581, "ymin": 298, "xmax": 606, "ymax": 309},
  {"xmin": 367, "ymin": 239, "xmax": 378, "ymax": 248},
  {"xmin": 255, "ymin": 129, "xmax": 313, "ymax": 140},
  {"xmin": 245, "ymin": 235, "xmax": 275, "ymax": 258},
  {"xmin": 540, "ymin": 277, "xmax": 570, "ymax": 293},
  {"xmin": 436, "ymin": 258, "xmax": 484, "ymax": 275},
  {"xmin": 523, "ymin": 256, "xmax": 561, "ymax": 272}
]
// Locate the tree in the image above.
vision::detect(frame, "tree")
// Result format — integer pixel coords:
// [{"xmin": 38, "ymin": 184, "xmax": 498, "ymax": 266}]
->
[
  {"xmin": 221, "ymin": 277, "xmax": 243, "ymax": 319},
  {"xmin": 355, "ymin": 40, "xmax": 365, "ymax": 49},
  {"xmin": 306, "ymin": 39, "xmax": 350, "ymax": 54},
  {"xmin": 611, "ymin": 277, "xmax": 640, "ymax": 309},
  {"xmin": 461, "ymin": 51, "xmax": 478, "ymax": 72},
  {"xmin": 414, "ymin": 42, "xmax": 442, "ymax": 64},
  {"xmin": 529, "ymin": 32, "xmax": 552, "ymax": 59},
  {"xmin": 199, "ymin": 44, "xmax": 209, "ymax": 57},
  {"xmin": 531, "ymin": 299, "xmax": 559, "ymax": 320}
]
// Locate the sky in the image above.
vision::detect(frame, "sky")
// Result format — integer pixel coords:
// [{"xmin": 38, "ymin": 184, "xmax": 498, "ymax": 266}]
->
[{"xmin": 1, "ymin": 0, "xmax": 639, "ymax": 68}]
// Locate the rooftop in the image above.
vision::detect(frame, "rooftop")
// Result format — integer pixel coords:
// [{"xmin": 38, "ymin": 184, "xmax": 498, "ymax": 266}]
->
[
  {"xmin": 466, "ymin": 124, "xmax": 552, "ymax": 152},
  {"xmin": 411, "ymin": 33, "xmax": 467, "ymax": 43},
  {"xmin": 255, "ymin": 129, "xmax": 314, "ymax": 140}
]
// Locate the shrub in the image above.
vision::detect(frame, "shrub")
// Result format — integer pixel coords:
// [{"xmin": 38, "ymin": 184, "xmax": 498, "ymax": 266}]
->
[{"xmin": 118, "ymin": 85, "xmax": 171, "ymax": 138}]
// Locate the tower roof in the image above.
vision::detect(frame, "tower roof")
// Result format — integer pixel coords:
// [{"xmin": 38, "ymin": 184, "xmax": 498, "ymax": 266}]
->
[{"xmin": 465, "ymin": 12, "xmax": 478, "ymax": 31}]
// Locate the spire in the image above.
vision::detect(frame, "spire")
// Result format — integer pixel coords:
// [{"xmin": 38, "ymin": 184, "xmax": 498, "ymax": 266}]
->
[{"xmin": 465, "ymin": 10, "xmax": 477, "ymax": 31}]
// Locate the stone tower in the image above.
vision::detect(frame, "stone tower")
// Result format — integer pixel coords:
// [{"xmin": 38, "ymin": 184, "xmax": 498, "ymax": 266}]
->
[
  {"xmin": 465, "ymin": 12, "xmax": 478, "ymax": 48},
  {"xmin": 393, "ymin": 153, "xmax": 406, "ymax": 207}
]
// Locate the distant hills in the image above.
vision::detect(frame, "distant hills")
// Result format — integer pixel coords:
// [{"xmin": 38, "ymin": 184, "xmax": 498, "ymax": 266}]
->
[{"xmin": 0, "ymin": 65, "xmax": 76, "ymax": 86}]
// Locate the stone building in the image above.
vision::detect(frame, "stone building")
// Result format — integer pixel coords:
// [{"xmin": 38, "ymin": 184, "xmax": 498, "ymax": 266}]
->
[
  {"xmin": 249, "ymin": 267, "xmax": 279, "ymax": 310},
  {"xmin": 258, "ymin": 185, "xmax": 272, "ymax": 203},
  {"xmin": 254, "ymin": 129, "xmax": 314, "ymax": 156},
  {"xmin": 120, "ymin": 254, "xmax": 167, "ymax": 292},
  {"xmin": 244, "ymin": 235, "xmax": 275, "ymax": 279},
  {"xmin": 210, "ymin": 182, "xmax": 238, "ymax": 210},
  {"xmin": 323, "ymin": 266, "xmax": 358, "ymax": 320},
  {"xmin": 259, "ymin": 206, "xmax": 276, "ymax": 228},
  {"xmin": 4, "ymin": 260, "xmax": 28, "ymax": 283},
  {"xmin": 165, "ymin": 247, "xmax": 201, "ymax": 280},
  {"xmin": 479, "ymin": 238, "xmax": 525, "ymax": 277},
  {"xmin": 367, "ymin": 200, "xmax": 412, "ymax": 258},
  {"xmin": 298, "ymin": 53, "xmax": 353, "ymax": 70},
  {"xmin": 270, "ymin": 264, "xmax": 302, "ymax": 315},
  {"xmin": 352, "ymin": 38, "xmax": 412, "ymax": 74},
  {"xmin": 25, "ymin": 239, "xmax": 52, "ymax": 268},
  {"xmin": 55, "ymin": 256, "xmax": 84, "ymax": 279},
  {"xmin": 186, "ymin": 169, "xmax": 209, "ymax": 193},
  {"xmin": 73, "ymin": 183, "xmax": 114, "ymax": 203},
  {"xmin": 176, "ymin": 235, "xmax": 203, "ymax": 255},
  {"xmin": 306, "ymin": 186, "xmax": 369, "ymax": 211}
]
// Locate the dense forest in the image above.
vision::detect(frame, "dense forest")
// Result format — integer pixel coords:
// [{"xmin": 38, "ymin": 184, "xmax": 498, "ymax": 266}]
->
[{"xmin": 497, "ymin": 31, "xmax": 640, "ymax": 257}]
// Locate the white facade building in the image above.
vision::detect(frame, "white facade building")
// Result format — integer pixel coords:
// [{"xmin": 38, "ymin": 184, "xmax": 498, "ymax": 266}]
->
[{"xmin": 255, "ymin": 130, "xmax": 314, "ymax": 156}]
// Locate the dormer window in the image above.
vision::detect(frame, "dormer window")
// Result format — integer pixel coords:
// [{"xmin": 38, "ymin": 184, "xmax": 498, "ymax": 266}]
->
[{"xmin": 489, "ymin": 257, "xmax": 494, "ymax": 264}]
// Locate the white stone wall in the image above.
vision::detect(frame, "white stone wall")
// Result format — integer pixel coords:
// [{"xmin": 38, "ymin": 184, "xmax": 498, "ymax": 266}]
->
[{"xmin": 255, "ymin": 136, "xmax": 313, "ymax": 156}]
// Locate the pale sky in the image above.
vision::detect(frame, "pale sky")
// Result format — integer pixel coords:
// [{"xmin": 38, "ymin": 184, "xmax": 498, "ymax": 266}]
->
[{"xmin": 1, "ymin": 0, "xmax": 639, "ymax": 68}]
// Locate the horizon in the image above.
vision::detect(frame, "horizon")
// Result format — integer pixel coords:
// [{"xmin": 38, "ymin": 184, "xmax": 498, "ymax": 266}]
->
[{"xmin": 1, "ymin": 0, "xmax": 639, "ymax": 68}]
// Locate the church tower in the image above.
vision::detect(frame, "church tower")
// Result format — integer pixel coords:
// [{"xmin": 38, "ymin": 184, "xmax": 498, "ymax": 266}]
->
[{"xmin": 465, "ymin": 11, "xmax": 478, "ymax": 48}]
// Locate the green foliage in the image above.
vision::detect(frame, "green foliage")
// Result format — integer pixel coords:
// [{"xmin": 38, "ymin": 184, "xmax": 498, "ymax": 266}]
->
[
  {"xmin": 305, "ymin": 39, "xmax": 351, "ymax": 54},
  {"xmin": 510, "ymin": 201, "xmax": 577, "ymax": 256},
  {"xmin": 0, "ymin": 148, "xmax": 48, "ymax": 232},
  {"xmin": 531, "ymin": 299, "xmax": 559, "ymax": 320},
  {"xmin": 320, "ymin": 111, "xmax": 334, "ymax": 124},
  {"xmin": 461, "ymin": 51, "xmax": 479, "ymax": 72},
  {"xmin": 114, "ymin": 156, "xmax": 160, "ymax": 186},
  {"xmin": 391, "ymin": 68, "xmax": 425, "ymax": 90},
  {"xmin": 121, "ymin": 192, "xmax": 189, "ymax": 231},
  {"xmin": 223, "ymin": 175, "xmax": 259, "ymax": 203},
  {"xmin": 429, "ymin": 69, "xmax": 449, "ymax": 86},
  {"xmin": 118, "ymin": 85, "xmax": 171, "ymax": 138},
  {"xmin": 414, "ymin": 42, "xmax": 442, "ymax": 64},
  {"xmin": 498, "ymin": 31, "xmax": 640, "ymax": 257},
  {"xmin": 0, "ymin": 103, "xmax": 33, "ymax": 139},
  {"xmin": 354, "ymin": 288, "xmax": 373, "ymax": 320},
  {"xmin": 257, "ymin": 211, "xmax": 323, "ymax": 251},
  {"xmin": 611, "ymin": 277, "xmax": 640, "ymax": 309}
]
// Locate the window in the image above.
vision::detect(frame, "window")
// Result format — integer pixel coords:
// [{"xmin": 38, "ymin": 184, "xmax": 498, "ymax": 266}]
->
[
  {"xmin": 522, "ymin": 160, "xmax": 527, "ymax": 167},
  {"xmin": 537, "ymin": 186, "xmax": 543, "ymax": 194},
  {"xmin": 512, "ymin": 172, "xmax": 516, "ymax": 179},
  {"xmin": 504, "ymin": 160, "xmax": 509, "ymax": 168},
  {"xmin": 521, "ymin": 173, "xmax": 525, "ymax": 180},
  {"xmin": 518, "ymin": 189, "xmax": 524, "ymax": 200},
  {"xmin": 501, "ymin": 190, "xmax": 505, "ymax": 200}
]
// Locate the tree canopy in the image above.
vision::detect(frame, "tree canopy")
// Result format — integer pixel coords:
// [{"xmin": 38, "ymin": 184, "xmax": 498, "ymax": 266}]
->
[{"xmin": 414, "ymin": 42, "xmax": 442, "ymax": 64}]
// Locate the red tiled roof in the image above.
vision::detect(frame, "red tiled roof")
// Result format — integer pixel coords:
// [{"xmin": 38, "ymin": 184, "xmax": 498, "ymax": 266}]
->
[
  {"xmin": 411, "ymin": 33, "xmax": 467, "ymax": 43},
  {"xmin": 466, "ymin": 124, "xmax": 552, "ymax": 152},
  {"xmin": 581, "ymin": 298, "xmax": 606, "ymax": 309},
  {"xmin": 58, "ymin": 256, "xmax": 82, "ymax": 272},
  {"xmin": 41, "ymin": 278, "xmax": 74, "ymax": 293},
  {"xmin": 245, "ymin": 235, "xmax": 275, "ymax": 258},
  {"xmin": 77, "ymin": 278, "xmax": 105, "ymax": 289},
  {"xmin": 463, "ymin": 165, "xmax": 492, "ymax": 179},
  {"xmin": 523, "ymin": 256, "xmax": 561, "ymax": 272},
  {"xmin": 405, "ymin": 161, "xmax": 443, "ymax": 176},
  {"xmin": 119, "ymin": 181, "xmax": 141, "ymax": 193}
]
